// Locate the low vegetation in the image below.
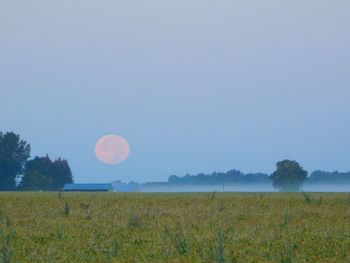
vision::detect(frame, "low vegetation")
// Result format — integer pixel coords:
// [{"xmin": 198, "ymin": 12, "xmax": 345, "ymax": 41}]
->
[{"xmin": 0, "ymin": 192, "xmax": 349, "ymax": 262}]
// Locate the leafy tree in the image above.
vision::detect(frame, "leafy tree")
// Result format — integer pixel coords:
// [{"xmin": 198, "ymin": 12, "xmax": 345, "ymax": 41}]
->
[
  {"xmin": 0, "ymin": 132, "xmax": 31, "ymax": 191},
  {"xmin": 270, "ymin": 160, "xmax": 308, "ymax": 192},
  {"xmin": 20, "ymin": 169, "xmax": 53, "ymax": 191},
  {"xmin": 19, "ymin": 155, "xmax": 73, "ymax": 191},
  {"xmin": 19, "ymin": 156, "xmax": 53, "ymax": 190},
  {"xmin": 51, "ymin": 158, "xmax": 73, "ymax": 189}
]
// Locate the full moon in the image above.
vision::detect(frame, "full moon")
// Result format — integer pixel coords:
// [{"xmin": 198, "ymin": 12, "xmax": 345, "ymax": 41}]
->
[{"xmin": 95, "ymin": 135, "xmax": 130, "ymax": 165}]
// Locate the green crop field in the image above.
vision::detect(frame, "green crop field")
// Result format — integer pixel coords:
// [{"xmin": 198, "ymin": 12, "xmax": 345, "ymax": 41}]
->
[{"xmin": 0, "ymin": 192, "xmax": 349, "ymax": 262}]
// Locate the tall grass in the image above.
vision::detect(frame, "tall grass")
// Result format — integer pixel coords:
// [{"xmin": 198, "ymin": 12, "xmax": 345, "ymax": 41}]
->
[
  {"xmin": 215, "ymin": 228, "xmax": 226, "ymax": 263},
  {"xmin": 0, "ymin": 192, "xmax": 348, "ymax": 262},
  {"xmin": 301, "ymin": 191, "xmax": 311, "ymax": 203}
]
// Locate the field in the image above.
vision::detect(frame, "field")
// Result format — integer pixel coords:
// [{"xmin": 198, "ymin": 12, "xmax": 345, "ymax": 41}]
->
[{"xmin": 0, "ymin": 192, "xmax": 349, "ymax": 262}]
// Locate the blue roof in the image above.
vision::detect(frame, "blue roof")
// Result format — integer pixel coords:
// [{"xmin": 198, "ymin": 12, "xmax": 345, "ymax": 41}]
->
[{"xmin": 63, "ymin": 183, "xmax": 113, "ymax": 191}]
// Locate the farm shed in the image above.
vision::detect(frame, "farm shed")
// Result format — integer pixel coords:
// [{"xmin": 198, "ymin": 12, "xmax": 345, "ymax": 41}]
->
[{"xmin": 63, "ymin": 183, "xmax": 114, "ymax": 192}]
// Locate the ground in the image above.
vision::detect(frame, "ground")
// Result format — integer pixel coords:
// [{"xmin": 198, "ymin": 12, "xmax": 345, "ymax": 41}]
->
[{"xmin": 0, "ymin": 192, "xmax": 349, "ymax": 262}]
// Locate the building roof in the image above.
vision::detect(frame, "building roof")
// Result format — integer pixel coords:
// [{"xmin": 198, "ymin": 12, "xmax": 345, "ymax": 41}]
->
[{"xmin": 63, "ymin": 183, "xmax": 113, "ymax": 191}]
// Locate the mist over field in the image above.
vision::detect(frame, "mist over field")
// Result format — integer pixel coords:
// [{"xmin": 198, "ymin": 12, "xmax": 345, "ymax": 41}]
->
[{"xmin": 141, "ymin": 184, "xmax": 350, "ymax": 193}]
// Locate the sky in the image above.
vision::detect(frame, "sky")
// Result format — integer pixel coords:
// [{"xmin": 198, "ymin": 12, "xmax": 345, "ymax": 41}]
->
[{"xmin": 1, "ymin": 0, "xmax": 349, "ymax": 183}]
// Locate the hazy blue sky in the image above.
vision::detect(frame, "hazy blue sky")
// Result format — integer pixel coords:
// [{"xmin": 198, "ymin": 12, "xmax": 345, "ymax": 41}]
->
[{"xmin": 1, "ymin": 1, "xmax": 349, "ymax": 183}]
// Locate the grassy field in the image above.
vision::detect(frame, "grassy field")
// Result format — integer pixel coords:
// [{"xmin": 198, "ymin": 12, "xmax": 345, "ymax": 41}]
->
[{"xmin": 0, "ymin": 192, "xmax": 349, "ymax": 262}]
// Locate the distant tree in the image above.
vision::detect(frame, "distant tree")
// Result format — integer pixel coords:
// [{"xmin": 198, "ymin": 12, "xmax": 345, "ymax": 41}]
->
[
  {"xmin": 19, "ymin": 155, "xmax": 73, "ymax": 191},
  {"xmin": 0, "ymin": 132, "xmax": 31, "ymax": 191},
  {"xmin": 168, "ymin": 175, "xmax": 180, "ymax": 183},
  {"xmin": 51, "ymin": 158, "xmax": 73, "ymax": 189},
  {"xmin": 270, "ymin": 160, "xmax": 308, "ymax": 192},
  {"xmin": 308, "ymin": 170, "xmax": 350, "ymax": 184},
  {"xmin": 165, "ymin": 170, "xmax": 270, "ymax": 185}
]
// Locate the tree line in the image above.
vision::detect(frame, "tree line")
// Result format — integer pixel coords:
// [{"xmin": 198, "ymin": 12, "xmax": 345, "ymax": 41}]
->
[
  {"xmin": 0, "ymin": 131, "xmax": 73, "ymax": 191},
  {"xmin": 168, "ymin": 170, "xmax": 270, "ymax": 185},
  {"xmin": 165, "ymin": 161, "xmax": 308, "ymax": 192},
  {"xmin": 165, "ymin": 160, "xmax": 350, "ymax": 192},
  {"xmin": 2, "ymin": 131, "xmax": 348, "ymax": 192}
]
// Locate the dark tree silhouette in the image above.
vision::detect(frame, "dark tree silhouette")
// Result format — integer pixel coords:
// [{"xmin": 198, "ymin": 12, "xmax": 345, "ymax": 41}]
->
[
  {"xmin": 166, "ymin": 170, "xmax": 270, "ymax": 185},
  {"xmin": 0, "ymin": 132, "xmax": 31, "ymax": 191},
  {"xmin": 309, "ymin": 170, "xmax": 350, "ymax": 184},
  {"xmin": 20, "ymin": 156, "xmax": 53, "ymax": 190},
  {"xmin": 19, "ymin": 155, "xmax": 73, "ymax": 191},
  {"xmin": 51, "ymin": 158, "xmax": 73, "ymax": 189},
  {"xmin": 270, "ymin": 160, "xmax": 308, "ymax": 192}
]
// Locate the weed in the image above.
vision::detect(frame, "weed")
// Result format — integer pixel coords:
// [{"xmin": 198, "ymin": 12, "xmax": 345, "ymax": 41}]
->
[
  {"xmin": 85, "ymin": 211, "xmax": 92, "ymax": 220},
  {"xmin": 301, "ymin": 191, "xmax": 311, "ymax": 204},
  {"xmin": 210, "ymin": 191, "xmax": 217, "ymax": 200},
  {"xmin": 127, "ymin": 212, "xmax": 143, "ymax": 230},
  {"xmin": 110, "ymin": 236, "xmax": 122, "ymax": 257},
  {"xmin": 4, "ymin": 217, "xmax": 10, "ymax": 228},
  {"xmin": 57, "ymin": 225, "xmax": 64, "ymax": 240},
  {"xmin": 63, "ymin": 202, "xmax": 70, "ymax": 217},
  {"xmin": 172, "ymin": 226, "xmax": 189, "ymax": 256},
  {"xmin": 280, "ymin": 244, "xmax": 297, "ymax": 263},
  {"xmin": 215, "ymin": 228, "xmax": 226, "ymax": 263},
  {"xmin": 346, "ymin": 194, "xmax": 350, "ymax": 205},
  {"xmin": 282, "ymin": 210, "xmax": 293, "ymax": 227},
  {"xmin": 218, "ymin": 200, "xmax": 226, "ymax": 212},
  {"xmin": 0, "ymin": 229, "xmax": 12, "ymax": 263},
  {"xmin": 80, "ymin": 202, "xmax": 90, "ymax": 210},
  {"xmin": 57, "ymin": 190, "xmax": 63, "ymax": 200}
]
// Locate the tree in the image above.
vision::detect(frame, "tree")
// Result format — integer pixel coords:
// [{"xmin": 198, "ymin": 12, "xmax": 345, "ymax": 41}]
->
[
  {"xmin": 19, "ymin": 156, "xmax": 53, "ymax": 190},
  {"xmin": 19, "ymin": 155, "xmax": 73, "ymax": 190},
  {"xmin": 270, "ymin": 160, "xmax": 308, "ymax": 192},
  {"xmin": 51, "ymin": 158, "xmax": 73, "ymax": 189},
  {"xmin": 0, "ymin": 132, "xmax": 31, "ymax": 191},
  {"xmin": 20, "ymin": 169, "xmax": 53, "ymax": 191},
  {"xmin": 168, "ymin": 175, "xmax": 180, "ymax": 183}
]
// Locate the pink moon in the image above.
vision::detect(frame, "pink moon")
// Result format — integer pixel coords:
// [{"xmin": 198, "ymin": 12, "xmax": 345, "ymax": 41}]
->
[{"xmin": 95, "ymin": 135, "xmax": 130, "ymax": 165}]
